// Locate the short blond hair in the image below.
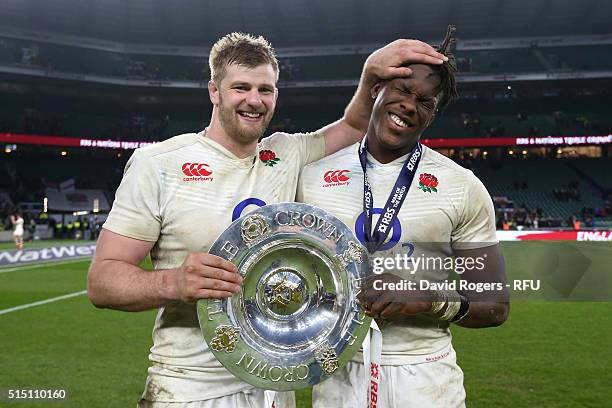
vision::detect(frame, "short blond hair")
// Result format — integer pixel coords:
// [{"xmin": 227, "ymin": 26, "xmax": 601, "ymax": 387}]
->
[{"xmin": 209, "ymin": 32, "xmax": 279, "ymax": 84}]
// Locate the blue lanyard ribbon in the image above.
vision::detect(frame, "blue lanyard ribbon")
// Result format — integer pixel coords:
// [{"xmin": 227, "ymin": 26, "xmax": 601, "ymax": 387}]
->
[{"xmin": 358, "ymin": 137, "xmax": 422, "ymax": 253}]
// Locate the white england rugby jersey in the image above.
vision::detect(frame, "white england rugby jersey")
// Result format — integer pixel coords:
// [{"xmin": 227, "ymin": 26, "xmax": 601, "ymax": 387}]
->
[
  {"xmin": 104, "ymin": 129, "xmax": 325, "ymax": 402},
  {"xmin": 297, "ymin": 143, "xmax": 497, "ymax": 365}
]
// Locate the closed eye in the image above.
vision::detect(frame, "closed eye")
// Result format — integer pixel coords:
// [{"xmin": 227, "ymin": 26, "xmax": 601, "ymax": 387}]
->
[
  {"xmin": 420, "ymin": 99, "xmax": 436, "ymax": 109},
  {"xmin": 397, "ymin": 86, "xmax": 412, "ymax": 95}
]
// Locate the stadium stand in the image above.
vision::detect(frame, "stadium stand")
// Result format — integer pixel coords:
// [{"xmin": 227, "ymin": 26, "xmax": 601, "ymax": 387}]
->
[
  {"xmin": 460, "ymin": 48, "xmax": 546, "ymax": 74},
  {"xmin": 45, "ymin": 188, "xmax": 110, "ymax": 213},
  {"xmin": 1, "ymin": 28, "xmax": 611, "ymax": 234},
  {"xmin": 3, "ymin": 36, "xmax": 612, "ymax": 82},
  {"xmin": 472, "ymin": 159, "xmax": 611, "ymax": 228},
  {"xmin": 542, "ymin": 45, "xmax": 612, "ymax": 72}
]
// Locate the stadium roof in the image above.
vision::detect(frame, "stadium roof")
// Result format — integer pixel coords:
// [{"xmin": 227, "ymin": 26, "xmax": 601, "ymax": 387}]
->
[{"xmin": 1, "ymin": 0, "xmax": 611, "ymax": 47}]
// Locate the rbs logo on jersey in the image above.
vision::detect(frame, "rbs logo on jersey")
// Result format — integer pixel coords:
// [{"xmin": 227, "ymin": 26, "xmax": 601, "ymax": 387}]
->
[{"xmin": 181, "ymin": 163, "xmax": 213, "ymax": 182}]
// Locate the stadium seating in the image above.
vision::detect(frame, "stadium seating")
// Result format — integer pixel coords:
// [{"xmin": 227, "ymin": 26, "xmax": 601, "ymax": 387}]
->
[
  {"xmin": 472, "ymin": 159, "xmax": 610, "ymax": 225},
  {"xmin": 460, "ymin": 48, "xmax": 545, "ymax": 74},
  {"xmin": 1, "ymin": 35, "xmax": 610, "ymax": 230},
  {"xmin": 3, "ymin": 36, "xmax": 612, "ymax": 83},
  {"xmin": 568, "ymin": 158, "xmax": 612, "ymax": 189},
  {"xmin": 543, "ymin": 45, "xmax": 612, "ymax": 72}
]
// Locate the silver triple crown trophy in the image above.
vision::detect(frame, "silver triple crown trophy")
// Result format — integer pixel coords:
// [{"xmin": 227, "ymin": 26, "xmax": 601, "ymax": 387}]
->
[{"xmin": 197, "ymin": 202, "xmax": 371, "ymax": 391}]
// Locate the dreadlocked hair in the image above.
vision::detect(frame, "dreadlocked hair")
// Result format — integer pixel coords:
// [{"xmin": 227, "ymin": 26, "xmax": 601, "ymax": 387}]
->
[{"xmin": 432, "ymin": 25, "xmax": 459, "ymax": 113}]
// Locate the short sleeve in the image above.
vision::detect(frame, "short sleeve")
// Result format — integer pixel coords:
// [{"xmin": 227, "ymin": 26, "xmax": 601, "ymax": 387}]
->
[
  {"xmin": 290, "ymin": 130, "xmax": 326, "ymax": 168},
  {"xmin": 103, "ymin": 150, "xmax": 162, "ymax": 241},
  {"xmin": 451, "ymin": 174, "xmax": 498, "ymax": 249},
  {"xmin": 296, "ymin": 172, "xmax": 305, "ymax": 202}
]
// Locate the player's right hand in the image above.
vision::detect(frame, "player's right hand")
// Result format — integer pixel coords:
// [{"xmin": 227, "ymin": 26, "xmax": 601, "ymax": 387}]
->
[
  {"xmin": 173, "ymin": 252, "xmax": 242, "ymax": 302},
  {"xmin": 363, "ymin": 39, "xmax": 448, "ymax": 84}
]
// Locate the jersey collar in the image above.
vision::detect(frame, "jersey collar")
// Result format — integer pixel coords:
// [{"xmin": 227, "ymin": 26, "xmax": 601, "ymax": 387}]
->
[{"xmin": 199, "ymin": 128, "xmax": 257, "ymax": 167}]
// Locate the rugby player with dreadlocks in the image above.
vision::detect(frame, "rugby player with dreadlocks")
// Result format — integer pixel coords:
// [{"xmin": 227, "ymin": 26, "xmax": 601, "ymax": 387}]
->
[{"xmin": 298, "ymin": 26, "xmax": 509, "ymax": 407}]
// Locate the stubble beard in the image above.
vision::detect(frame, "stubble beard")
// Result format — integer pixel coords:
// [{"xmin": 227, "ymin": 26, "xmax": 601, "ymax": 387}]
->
[{"xmin": 218, "ymin": 95, "xmax": 273, "ymax": 144}]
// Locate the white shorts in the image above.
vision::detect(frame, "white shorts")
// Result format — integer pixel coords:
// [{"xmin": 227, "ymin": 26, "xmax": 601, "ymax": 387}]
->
[
  {"xmin": 313, "ymin": 347, "xmax": 465, "ymax": 408},
  {"xmin": 137, "ymin": 389, "xmax": 295, "ymax": 408}
]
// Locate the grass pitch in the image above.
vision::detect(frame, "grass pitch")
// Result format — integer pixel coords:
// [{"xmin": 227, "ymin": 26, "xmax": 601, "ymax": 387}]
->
[
  {"xmin": 0, "ymin": 241, "xmax": 610, "ymax": 407},
  {"xmin": 0, "ymin": 239, "xmax": 95, "ymax": 251}
]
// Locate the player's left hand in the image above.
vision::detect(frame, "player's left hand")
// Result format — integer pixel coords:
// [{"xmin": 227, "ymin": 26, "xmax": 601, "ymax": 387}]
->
[
  {"xmin": 363, "ymin": 39, "xmax": 448, "ymax": 85},
  {"xmin": 358, "ymin": 273, "xmax": 432, "ymax": 319}
]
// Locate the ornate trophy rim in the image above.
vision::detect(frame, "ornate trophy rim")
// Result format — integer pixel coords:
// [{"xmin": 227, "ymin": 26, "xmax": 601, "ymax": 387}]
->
[{"xmin": 197, "ymin": 202, "xmax": 371, "ymax": 391}]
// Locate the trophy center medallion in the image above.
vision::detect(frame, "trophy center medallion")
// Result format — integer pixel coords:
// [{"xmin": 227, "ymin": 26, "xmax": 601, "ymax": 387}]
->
[{"xmin": 261, "ymin": 269, "xmax": 307, "ymax": 317}]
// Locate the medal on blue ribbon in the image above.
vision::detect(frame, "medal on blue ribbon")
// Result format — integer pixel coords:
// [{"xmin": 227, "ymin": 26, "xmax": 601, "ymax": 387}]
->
[{"xmin": 358, "ymin": 137, "xmax": 423, "ymax": 253}]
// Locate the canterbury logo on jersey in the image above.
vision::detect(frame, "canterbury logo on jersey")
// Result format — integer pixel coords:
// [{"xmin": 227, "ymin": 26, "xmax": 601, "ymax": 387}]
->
[
  {"xmin": 181, "ymin": 163, "xmax": 213, "ymax": 182},
  {"xmin": 323, "ymin": 169, "xmax": 350, "ymax": 187}
]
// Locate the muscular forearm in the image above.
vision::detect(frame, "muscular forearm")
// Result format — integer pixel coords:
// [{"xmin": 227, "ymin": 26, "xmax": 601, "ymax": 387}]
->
[
  {"xmin": 453, "ymin": 301, "xmax": 509, "ymax": 328},
  {"xmin": 342, "ymin": 70, "xmax": 377, "ymax": 133},
  {"xmin": 87, "ymin": 260, "xmax": 177, "ymax": 312},
  {"xmin": 451, "ymin": 245, "xmax": 509, "ymax": 328}
]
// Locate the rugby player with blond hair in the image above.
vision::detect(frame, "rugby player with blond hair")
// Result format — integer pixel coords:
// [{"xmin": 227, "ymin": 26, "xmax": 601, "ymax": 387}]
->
[{"xmin": 88, "ymin": 32, "xmax": 448, "ymax": 408}]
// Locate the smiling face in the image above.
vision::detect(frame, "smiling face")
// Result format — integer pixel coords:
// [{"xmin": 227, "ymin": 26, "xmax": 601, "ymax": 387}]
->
[
  {"xmin": 209, "ymin": 63, "xmax": 278, "ymax": 145},
  {"xmin": 367, "ymin": 64, "xmax": 442, "ymax": 163}
]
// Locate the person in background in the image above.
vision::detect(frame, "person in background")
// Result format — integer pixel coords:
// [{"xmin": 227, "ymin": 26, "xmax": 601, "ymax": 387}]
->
[
  {"xmin": 10, "ymin": 211, "xmax": 24, "ymax": 249},
  {"xmin": 28, "ymin": 217, "xmax": 36, "ymax": 242}
]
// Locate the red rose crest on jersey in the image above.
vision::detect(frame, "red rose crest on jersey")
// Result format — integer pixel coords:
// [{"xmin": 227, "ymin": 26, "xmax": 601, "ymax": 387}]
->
[
  {"xmin": 323, "ymin": 169, "xmax": 350, "ymax": 187},
  {"xmin": 418, "ymin": 173, "xmax": 438, "ymax": 193},
  {"xmin": 259, "ymin": 149, "xmax": 281, "ymax": 166},
  {"xmin": 181, "ymin": 163, "xmax": 213, "ymax": 182}
]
